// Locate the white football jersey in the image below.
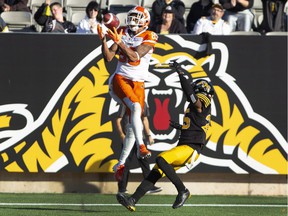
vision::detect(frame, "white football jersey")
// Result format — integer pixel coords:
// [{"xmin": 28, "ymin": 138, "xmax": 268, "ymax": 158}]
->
[{"xmin": 115, "ymin": 27, "xmax": 158, "ymax": 82}]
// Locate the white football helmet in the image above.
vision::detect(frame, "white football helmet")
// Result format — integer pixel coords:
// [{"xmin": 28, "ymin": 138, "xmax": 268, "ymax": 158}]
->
[{"xmin": 126, "ymin": 6, "xmax": 150, "ymax": 32}]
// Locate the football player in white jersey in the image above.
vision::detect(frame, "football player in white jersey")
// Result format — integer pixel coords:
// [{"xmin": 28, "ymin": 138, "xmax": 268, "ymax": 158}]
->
[{"xmin": 97, "ymin": 6, "xmax": 158, "ymax": 181}]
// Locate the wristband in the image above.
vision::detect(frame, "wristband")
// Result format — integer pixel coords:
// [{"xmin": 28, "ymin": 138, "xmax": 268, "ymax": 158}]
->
[{"xmin": 135, "ymin": 51, "xmax": 140, "ymax": 61}]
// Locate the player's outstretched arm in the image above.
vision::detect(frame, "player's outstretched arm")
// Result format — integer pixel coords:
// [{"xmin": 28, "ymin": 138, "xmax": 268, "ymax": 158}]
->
[
  {"xmin": 170, "ymin": 61, "xmax": 203, "ymax": 112},
  {"xmin": 117, "ymin": 43, "xmax": 153, "ymax": 63},
  {"xmin": 97, "ymin": 24, "xmax": 118, "ymax": 62}
]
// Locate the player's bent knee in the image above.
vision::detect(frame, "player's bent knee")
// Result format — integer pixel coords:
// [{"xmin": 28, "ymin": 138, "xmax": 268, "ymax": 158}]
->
[
  {"xmin": 146, "ymin": 169, "xmax": 162, "ymax": 183},
  {"xmin": 156, "ymin": 156, "xmax": 167, "ymax": 168},
  {"xmin": 131, "ymin": 102, "xmax": 141, "ymax": 113}
]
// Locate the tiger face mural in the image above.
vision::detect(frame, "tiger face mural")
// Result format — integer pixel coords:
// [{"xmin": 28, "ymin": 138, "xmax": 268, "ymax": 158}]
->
[{"xmin": 0, "ymin": 35, "xmax": 287, "ymax": 174}]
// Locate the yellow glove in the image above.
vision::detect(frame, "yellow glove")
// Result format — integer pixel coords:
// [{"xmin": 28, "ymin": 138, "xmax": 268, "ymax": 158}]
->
[
  {"xmin": 107, "ymin": 27, "xmax": 123, "ymax": 44},
  {"xmin": 97, "ymin": 24, "xmax": 105, "ymax": 40}
]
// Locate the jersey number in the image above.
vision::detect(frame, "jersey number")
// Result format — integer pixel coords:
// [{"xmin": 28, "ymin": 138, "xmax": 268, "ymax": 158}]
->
[{"xmin": 182, "ymin": 114, "xmax": 211, "ymax": 134}]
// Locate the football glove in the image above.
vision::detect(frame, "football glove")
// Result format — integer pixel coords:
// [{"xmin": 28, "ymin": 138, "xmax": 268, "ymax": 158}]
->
[
  {"xmin": 97, "ymin": 24, "xmax": 105, "ymax": 40},
  {"xmin": 107, "ymin": 27, "xmax": 123, "ymax": 44},
  {"xmin": 169, "ymin": 120, "xmax": 182, "ymax": 130},
  {"xmin": 169, "ymin": 61, "xmax": 184, "ymax": 74}
]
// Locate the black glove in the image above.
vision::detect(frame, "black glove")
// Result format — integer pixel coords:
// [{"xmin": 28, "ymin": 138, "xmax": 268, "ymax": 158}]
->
[
  {"xmin": 169, "ymin": 61, "xmax": 184, "ymax": 74},
  {"xmin": 200, "ymin": 32, "xmax": 212, "ymax": 55},
  {"xmin": 169, "ymin": 120, "xmax": 182, "ymax": 130}
]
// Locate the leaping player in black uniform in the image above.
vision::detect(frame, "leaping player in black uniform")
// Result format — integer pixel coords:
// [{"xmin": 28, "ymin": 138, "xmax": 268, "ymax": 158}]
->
[{"xmin": 116, "ymin": 61, "xmax": 215, "ymax": 211}]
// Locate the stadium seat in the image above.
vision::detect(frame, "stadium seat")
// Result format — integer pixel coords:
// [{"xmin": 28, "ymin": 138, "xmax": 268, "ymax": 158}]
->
[
  {"xmin": 100, "ymin": 0, "xmax": 108, "ymax": 11},
  {"xmin": 229, "ymin": 31, "xmax": 262, "ymax": 35},
  {"xmin": 27, "ymin": 0, "xmax": 31, "ymax": 9},
  {"xmin": 257, "ymin": 14, "xmax": 263, "ymax": 27},
  {"xmin": 141, "ymin": 0, "xmax": 154, "ymax": 10},
  {"xmin": 252, "ymin": 0, "xmax": 263, "ymax": 29},
  {"xmin": 116, "ymin": 12, "xmax": 128, "ymax": 27},
  {"xmin": 253, "ymin": 0, "xmax": 263, "ymax": 13},
  {"xmin": 108, "ymin": 0, "xmax": 141, "ymax": 14},
  {"xmin": 0, "ymin": 11, "xmax": 33, "ymax": 32},
  {"xmin": 265, "ymin": 31, "xmax": 288, "ymax": 36},
  {"xmin": 65, "ymin": 0, "xmax": 99, "ymax": 21},
  {"xmin": 70, "ymin": 11, "xmax": 86, "ymax": 26}
]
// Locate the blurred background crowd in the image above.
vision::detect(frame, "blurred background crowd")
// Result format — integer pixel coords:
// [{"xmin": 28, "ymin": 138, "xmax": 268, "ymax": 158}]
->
[{"xmin": 0, "ymin": 0, "xmax": 287, "ymax": 35}]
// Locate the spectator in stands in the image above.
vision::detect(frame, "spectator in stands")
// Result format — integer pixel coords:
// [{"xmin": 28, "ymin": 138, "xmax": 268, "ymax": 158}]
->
[
  {"xmin": 186, "ymin": 0, "xmax": 214, "ymax": 33},
  {"xmin": 220, "ymin": 0, "xmax": 254, "ymax": 31},
  {"xmin": 150, "ymin": 5, "xmax": 187, "ymax": 34},
  {"xmin": 34, "ymin": 0, "xmax": 76, "ymax": 33},
  {"xmin": 151, "ymin": 0, "xmax": 185, "ymax": 26},
  {"xmin": 0, "ymin": 15, "xmax": 8, "ymax": 32},
  {"xmin": 0, "ymin": 0, "xmax": 30, "ymax": 13},
  {"xmin": 77, "ymin": 1, "xmax": 102, "ymax": 33},
  {"xmin": 192, "ymin": 3, "xmax": 232, "ymax": 35},
  {"xmin": 257, "ymin": 0, "xmax": 287, "ymax": 33}
]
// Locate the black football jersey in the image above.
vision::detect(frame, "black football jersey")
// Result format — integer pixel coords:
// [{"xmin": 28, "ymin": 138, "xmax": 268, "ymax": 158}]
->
[{"xmin": 178, "ymin": 93, "xmax": 212, "ymax": 150}]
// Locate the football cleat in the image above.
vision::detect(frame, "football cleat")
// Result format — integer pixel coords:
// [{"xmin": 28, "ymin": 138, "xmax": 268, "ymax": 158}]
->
[
  {"xmin": 172, "ymin": 188, "xmax": 191, "ymax": 209},
  {"xmin": 116, "ymin": 192, "xmax": 136, "ymax": 212},
  {"xmin": 114, "ymin": 164, "xmax": 125, "ymax": 182},
  {"xmin": 138, "ymin": 144, "xmax": 151, "ymax": 159}
]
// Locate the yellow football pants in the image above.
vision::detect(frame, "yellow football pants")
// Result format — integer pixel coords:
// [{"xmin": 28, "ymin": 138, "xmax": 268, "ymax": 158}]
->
[{"xmin": 153, "ymin": 145, "xmax": 200, "ymax": 176}]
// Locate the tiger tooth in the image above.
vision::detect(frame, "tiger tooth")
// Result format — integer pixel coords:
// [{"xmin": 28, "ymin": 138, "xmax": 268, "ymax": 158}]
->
[
  {"xmin": 151, "ymin": 88, "xmax": 172, "ymax": 95},
  {"xmin": 174, "ymin": 89, "xmax": 183, "ymax": 108}
]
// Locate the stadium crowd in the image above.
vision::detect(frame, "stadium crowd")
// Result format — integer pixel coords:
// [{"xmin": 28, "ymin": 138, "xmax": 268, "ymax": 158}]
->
[{"xmin": 0, "ymin": 0, "xmax": 287, "ymax": 34}]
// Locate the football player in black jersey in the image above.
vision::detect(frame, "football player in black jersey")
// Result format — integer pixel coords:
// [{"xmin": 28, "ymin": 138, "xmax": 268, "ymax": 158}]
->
[{"xmin": 116, "ymin": 61, "xmax": 214, "ymax": 211}]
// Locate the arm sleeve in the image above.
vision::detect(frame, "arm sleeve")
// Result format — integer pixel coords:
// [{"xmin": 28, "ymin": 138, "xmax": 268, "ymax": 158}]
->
[
  {"xmin": 34, "ymin": 4, "xmax": 49, "ymax": 26},
  {"xmin": 178, "ymin": 72, "xmax": 198, "ymax": 104}
]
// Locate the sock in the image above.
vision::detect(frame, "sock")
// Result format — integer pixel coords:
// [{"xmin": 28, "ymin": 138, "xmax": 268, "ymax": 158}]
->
[
  {"xmin": 130, "ymin": 102, "xmax": 144, "ymax": 146},
  {"xmin": 123, "ymin": 99, "xmax": 145, "ymax": 147},
  {"xmin": 132, "ymin": 169, "xmax": 162, "ymax": 203},
  {"xmin": 156, "ymin": 156, "xmax": 186, "ymax": 192},
  {"xmin": 118, "ymin": 124, "xmax": 135, "ymax": 165}
]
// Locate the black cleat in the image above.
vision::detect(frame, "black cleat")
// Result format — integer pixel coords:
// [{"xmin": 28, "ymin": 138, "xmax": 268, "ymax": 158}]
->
[
  {"xmin": 116, "ymin": 192, "xmax": 136, "ymax": 212},
  {"xmin": 172, "ymin": 188, "xmax": 191, "ymax": 209}
]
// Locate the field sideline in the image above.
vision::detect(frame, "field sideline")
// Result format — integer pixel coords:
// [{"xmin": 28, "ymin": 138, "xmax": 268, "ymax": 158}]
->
[{"xmin": 0, "ymin": 193, "xmax": 286, "ymax": 216}]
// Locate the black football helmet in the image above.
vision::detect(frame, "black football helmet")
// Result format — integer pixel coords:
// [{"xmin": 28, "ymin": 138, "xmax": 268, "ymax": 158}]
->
[{"xmin": 192, "ymin": 79, "xmax": 214, "ymax": 98}]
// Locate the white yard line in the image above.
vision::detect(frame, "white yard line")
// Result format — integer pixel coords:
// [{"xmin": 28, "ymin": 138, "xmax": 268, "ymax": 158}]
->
[{"xmin": 0, "ymin": 203, "xmax": 286, "ymax": 207}]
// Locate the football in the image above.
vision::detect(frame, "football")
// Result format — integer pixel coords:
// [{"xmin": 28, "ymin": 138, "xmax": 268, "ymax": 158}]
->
[{"xmin": 103, "ymin": 13, "xmax": 120, "ymax": 30}]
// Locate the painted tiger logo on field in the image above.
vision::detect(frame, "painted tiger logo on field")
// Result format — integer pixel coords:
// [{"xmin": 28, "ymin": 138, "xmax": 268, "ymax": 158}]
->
[
  {"xmin": 145, "ymin": 35, "xmax": 287, "ymax": 174},
  {"xmin": 0, "ymin": 36, "xmax": 287, "ymax": 174}
]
